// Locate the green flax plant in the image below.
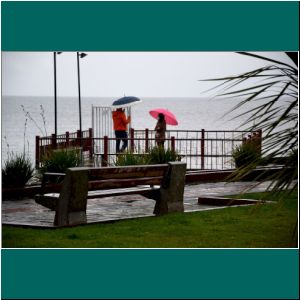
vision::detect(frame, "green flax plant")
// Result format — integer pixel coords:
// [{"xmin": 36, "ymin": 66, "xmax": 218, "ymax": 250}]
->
[
  {"xmin": 2, "ymin": 133, "xmax": 34, "ymax": 188},
  {"xmin": 2, "ymin": 104, "xmax": 50, "ymax": 189},
  {"xmin": 115, "ymin": 151, "xmax": 150, "ymax": 166},
  {"xmin": 114, "ymin": 146, "xmax": 181, "ymax": 166},
  {"xmin": 2, "ymin": 152, "xmax": 35, "ymax": 188},
  {"xmin": 148, "ymin": 146, "xmax": 181, "ymax": 164},
  {"xmin": 232, "ymin": 142, "xmax": 261, "ymax": 169},
  {"xmin": 39, "ymin": 148, "xmax": 81, "ymax": 176},
  {"xmin": 202, "ymin": 52, "xmax": 298, "ymax": 192}
]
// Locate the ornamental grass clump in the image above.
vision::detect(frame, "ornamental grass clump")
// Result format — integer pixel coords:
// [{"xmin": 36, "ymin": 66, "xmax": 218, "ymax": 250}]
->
[
  {"xmin": 148, "ymin": 146, "xmax": 181, "ymax": 164},
  {"xmin": 115, "ymin": 151, "xmax": 150, "ymax": 166},
  {"xmin": 232, "ymin": 143, "xmax": 261, "ymax": 169},
  {"xmin": 39, "ymin": 148, "xmax": 81, "ymax": 176},
  {"xmin": 114, "ymin": 146, "xmax": 181, "ymax": 166},
  {"xmin": 2, "ymin": 153, "xmax": 35, "ymax": 188}
]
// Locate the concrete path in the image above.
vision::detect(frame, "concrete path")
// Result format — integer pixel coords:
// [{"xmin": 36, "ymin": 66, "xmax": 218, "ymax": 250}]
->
[{"xmin": 2, "ymin": 181, "xmax": 272, "ymax": 228}]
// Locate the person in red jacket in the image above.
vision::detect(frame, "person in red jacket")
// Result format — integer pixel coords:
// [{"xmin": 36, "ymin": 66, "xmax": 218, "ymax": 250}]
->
[{"xmin": 112, "ymin": 108, "xmax": 131, "ymax": 153}]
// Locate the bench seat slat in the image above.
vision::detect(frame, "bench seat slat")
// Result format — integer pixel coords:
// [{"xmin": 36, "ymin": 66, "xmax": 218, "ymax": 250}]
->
[
  {"xmin": 87, "ymin": 186, "xmax": 159, "ymax": 199},
  {"xmin": 35, "ymin": 186, "xmax": 160, "ymax": 210}
]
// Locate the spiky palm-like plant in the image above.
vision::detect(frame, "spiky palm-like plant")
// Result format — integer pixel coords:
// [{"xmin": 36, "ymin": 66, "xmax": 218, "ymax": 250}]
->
[{"xmin": 203, "ymin": 52, "xmax": 298, "ymax": 192}]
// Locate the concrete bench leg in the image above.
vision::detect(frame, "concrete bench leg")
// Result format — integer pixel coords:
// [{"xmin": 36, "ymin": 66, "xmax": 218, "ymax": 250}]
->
[
  {"xmin": 54, "ymin": 169, "xmax": 89, "ymax": 226},
  {"xmin": 154, "ymin": 162, "xmax": 186, "ymax": 215}
]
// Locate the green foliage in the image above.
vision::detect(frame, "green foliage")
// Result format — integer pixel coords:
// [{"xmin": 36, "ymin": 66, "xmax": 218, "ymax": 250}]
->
[
  {"xmin": 2, "ymin": 153, "xmax": 34, "ymax": 188},
  {"xmin": 287, "ymin": 148, "xmax": 298, "ymax": 167},
  {"xmin": 115, "ymin": 146, "xmax": 181, "ymax": 166},
  {"xmin": 39, "ymin": 148, "xmax": 81, "ymax": 175},
  {"xmin": 204, "ymin": 52, "xmax": 298, "ymax": 192},
  {"xmin": 2, "ymin": 190, "xmax": 297, "ymax": 248},
  {"xmin": 269, "ymin": 148, "xmax": 298, "ymax": 192},
  {"xmin": 115, "ymin": 151, "xmax": 150, "ymax": 166},
  {"xmin": 232, "ymin": 142, "xmax": 261, "ymax": 168},
  {"xmin": 148, "ymin": 146, "xmax": 181, "ymax": 164}
]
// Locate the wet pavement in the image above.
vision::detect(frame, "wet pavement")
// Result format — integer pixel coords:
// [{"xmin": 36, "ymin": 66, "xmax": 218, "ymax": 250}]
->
[{"xmin": 2, "ymin": 181, "xmax": 272, "ymax": 227}]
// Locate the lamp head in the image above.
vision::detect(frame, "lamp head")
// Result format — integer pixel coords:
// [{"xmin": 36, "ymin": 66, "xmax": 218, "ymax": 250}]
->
[{"xmin": 79, "ymin": 52, "xmax": 88, "ymax": 58}]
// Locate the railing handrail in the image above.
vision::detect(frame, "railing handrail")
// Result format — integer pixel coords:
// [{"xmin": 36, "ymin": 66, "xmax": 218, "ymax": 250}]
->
[
  {"xmin": 87, "ymin": 137, "xmax": 245, "ymax": 142},
  {"xmin": 40, "ymin": 128, "xmax": 91, "ymax": 139},
  {"xmin": 134, "ymin": 129, "xmax": 254, "ymax": 133}
]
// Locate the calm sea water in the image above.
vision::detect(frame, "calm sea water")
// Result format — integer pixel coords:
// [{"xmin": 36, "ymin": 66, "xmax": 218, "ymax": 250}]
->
[{"xmin": 1, "ymin": 96, "xmax": 258, "ymax": 163}]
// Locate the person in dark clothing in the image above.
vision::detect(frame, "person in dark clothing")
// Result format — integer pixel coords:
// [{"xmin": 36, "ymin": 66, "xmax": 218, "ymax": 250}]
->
[{"xmin": 155, "ymin": 113, "xmax": 166, "ymax": 147}]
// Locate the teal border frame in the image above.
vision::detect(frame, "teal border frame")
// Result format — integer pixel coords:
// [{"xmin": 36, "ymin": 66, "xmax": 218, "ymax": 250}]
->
[
  {"xmin": 1, "ymin": 1, "xmax": 299, "ymax": 299},
  {"xmin": 1, "ymin": 249, "xmax": 299, "ymax": 299},
  {"xmin": 1, "ymin": 1, "xmax": 299, "ymax": 51}
]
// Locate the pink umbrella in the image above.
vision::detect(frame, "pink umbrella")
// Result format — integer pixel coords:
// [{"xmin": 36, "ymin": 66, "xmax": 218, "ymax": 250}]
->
[{"xmin": 149, "ymin": 108, "xmax": 178, "ymax": 125}]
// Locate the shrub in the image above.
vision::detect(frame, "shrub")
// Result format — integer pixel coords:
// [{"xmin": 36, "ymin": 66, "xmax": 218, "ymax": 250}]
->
[
  {"xmin": 114, "ymin": 146, "xmax": 181, "ymax": 166},
  {"xmin": 232, "ymin": 142, "xmax": 261, "ymax": 168},
  {"xmin": 39, "ymin": 148, "xmax": 81, "ymax": 176},
  {"xmin": 2, "ymin": 153, "xmax": 34, "ymax": 188},
  {"xmin": 148, "ymin": 146, "xmax": 181, "ymax": 164},
  {"xmin": 115, "ymin": 151, "xmax": 150, "ymax": 166}
]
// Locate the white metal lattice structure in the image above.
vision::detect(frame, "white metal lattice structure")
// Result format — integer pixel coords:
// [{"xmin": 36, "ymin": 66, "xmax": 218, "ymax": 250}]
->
[{"xmin": 92, "ymin": 105, "xmax": 132, "ymax": 158}]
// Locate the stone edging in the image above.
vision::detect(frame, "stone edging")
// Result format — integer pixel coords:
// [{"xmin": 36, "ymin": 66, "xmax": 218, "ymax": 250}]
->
[{"xmin": 198, "ymin": 196, "xmax": 267, "ymax": 206}]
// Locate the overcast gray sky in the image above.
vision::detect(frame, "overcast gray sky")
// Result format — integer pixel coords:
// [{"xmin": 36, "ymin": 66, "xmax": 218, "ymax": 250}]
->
[{"xmin": 1, "ymin": 51, "xmax": 295, "ymax": 98}]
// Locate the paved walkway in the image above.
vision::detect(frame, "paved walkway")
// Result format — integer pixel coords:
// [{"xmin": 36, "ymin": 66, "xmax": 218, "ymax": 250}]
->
[{"xmin": 2, "ymin": 181, "xmax": 272, "ymax": 227}]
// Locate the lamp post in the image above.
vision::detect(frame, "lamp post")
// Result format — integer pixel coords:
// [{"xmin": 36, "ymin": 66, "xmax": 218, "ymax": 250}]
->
[
  {"xmin": 53, "ymin": 51, "xmax": 62, "ymax": 136},
  {"xmin": 76, "ymin": 52, "xmax": 87, "ymax": 137}
]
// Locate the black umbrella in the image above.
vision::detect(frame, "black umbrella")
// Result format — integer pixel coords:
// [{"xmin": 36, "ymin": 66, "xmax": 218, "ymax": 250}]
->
[{"xmin": 112, "ymin": 96, "xmax": 142, "ymax": 108}]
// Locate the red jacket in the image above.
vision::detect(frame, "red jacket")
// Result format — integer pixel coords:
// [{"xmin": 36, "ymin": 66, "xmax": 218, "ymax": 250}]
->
[{"xmin": 112, "ymin": 111, "xmax": 131, "ymax": 131}]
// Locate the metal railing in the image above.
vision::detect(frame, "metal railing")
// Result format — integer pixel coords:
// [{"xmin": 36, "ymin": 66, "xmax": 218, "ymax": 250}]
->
[
  {"xmin": 35, "ymin": 128, "xmax": 93, "ymax": 168},
  {"xmin": 92, "ymin": 129, "xmax": 261, "ymax": 170},
  {"xmin": 36, "ymin": 128, "xmax": 261, "ymax": 170}
]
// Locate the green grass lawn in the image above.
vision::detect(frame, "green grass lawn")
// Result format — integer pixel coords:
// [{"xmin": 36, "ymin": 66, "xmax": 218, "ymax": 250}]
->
[{"xmin": 2, "ymin": 190, "xmax": 298, "ymax": 248}]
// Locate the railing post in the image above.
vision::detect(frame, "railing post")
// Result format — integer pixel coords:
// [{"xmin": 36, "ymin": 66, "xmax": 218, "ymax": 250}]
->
[
  {"xmin": 51, "ymin": 134, "xmax": 57, "ymax": 150},
  {"xmin": 89, "ymin": 128, "xmax": 93, "ymax": 159},
  {"xmin": 171, "ymin": 136, "xmax": 175, "ymax": 152},
  {"xmin": 77, "ymin": 130, "xmax": 81, "ymax": 147},
  {"xmin": 145, "ymin": 128, "xmax": 149, "ymax": 152},
  {"xmin": 35, "ymin": 136, "xmax": 40, "ymax": 169},
  {"xmin": 66, "ymin": 131, "xmax": 70, "ymax": 147},
  {"xmin": 130, "ymin": 128, "xmax": 135, "ymax": 151},
  {"xmin": 103, "ymin": 136, "xmax": 108, "ymax": 167},
  {"xmin": 201, "ymin": 129, "xmax": 205, "ymax": 169}
]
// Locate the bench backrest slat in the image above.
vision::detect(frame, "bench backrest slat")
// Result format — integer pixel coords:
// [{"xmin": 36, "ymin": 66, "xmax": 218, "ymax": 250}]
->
[
  {"xmin": 41, "ymin": 165, "xmax": 169, "ymax": 194},
  {"xmin": 88, "ymin": 176, "xmax": 163, "ymax": 190},
  {"xmin": 86, "ymin": 164, "xmax": 169, "ymax": 180}
]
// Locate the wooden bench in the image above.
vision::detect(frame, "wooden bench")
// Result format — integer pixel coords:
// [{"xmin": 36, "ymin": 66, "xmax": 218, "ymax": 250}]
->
[{"xmin": 35, "ymin": 162, "xmax": 187, "ymax": 227}]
